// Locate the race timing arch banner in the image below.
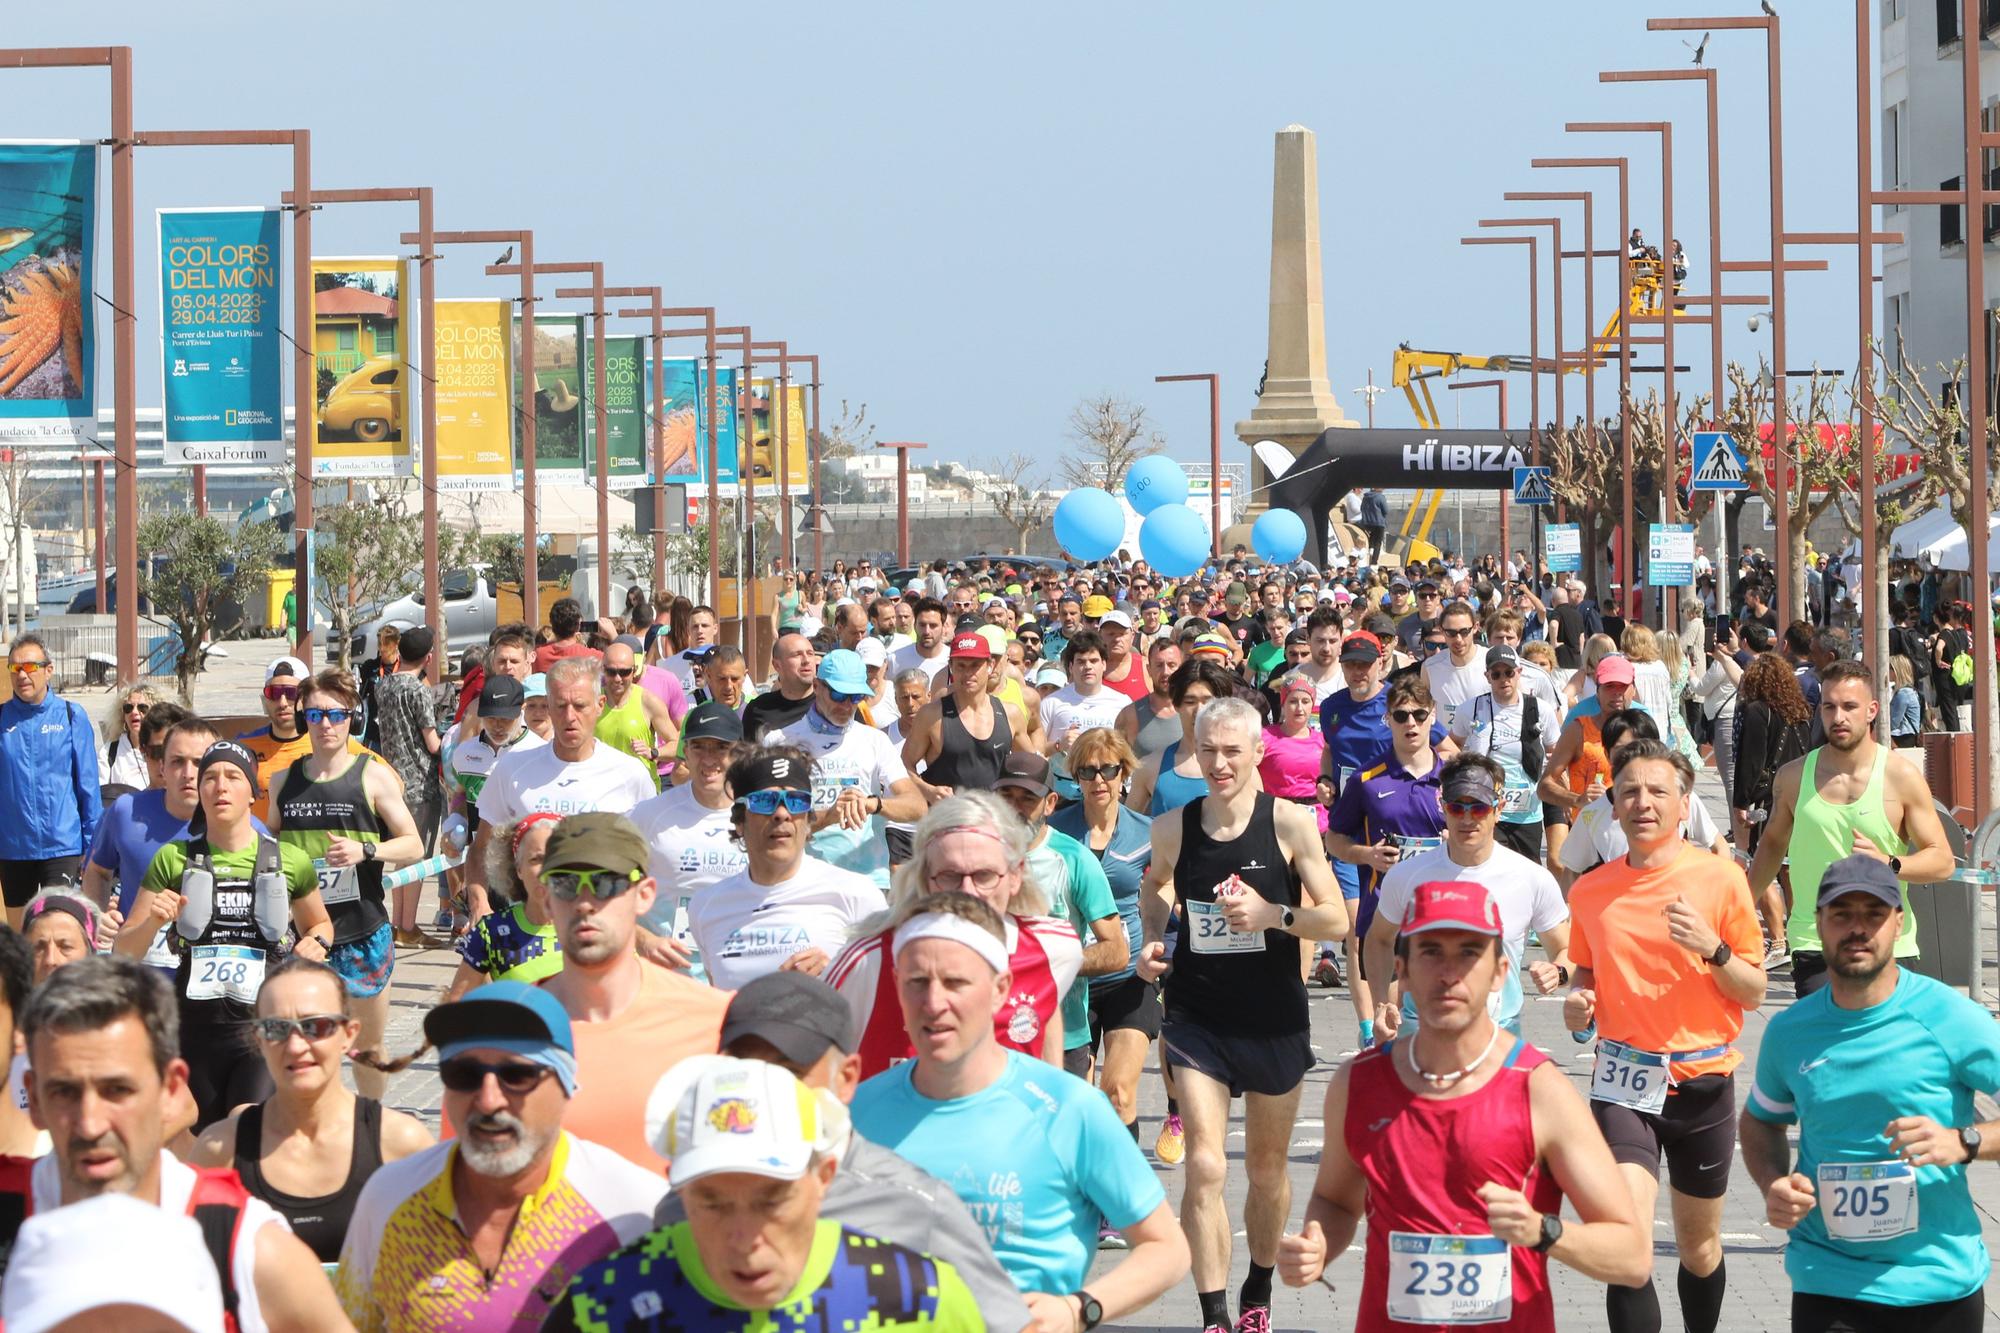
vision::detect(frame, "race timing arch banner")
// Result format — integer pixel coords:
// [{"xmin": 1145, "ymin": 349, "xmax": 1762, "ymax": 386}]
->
[
  {"xmin": 157, "ymin": 207, "xmax": 284, "ymax": 467},
  {"xmin": 0, "ymin": 142, "xmax": 97, "ymax": 448}
]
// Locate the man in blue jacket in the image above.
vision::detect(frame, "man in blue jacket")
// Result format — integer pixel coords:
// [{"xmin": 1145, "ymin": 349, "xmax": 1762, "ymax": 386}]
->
[{"xmin": 0, "ymin": 633, "xmax": 101, "ymax": 928}]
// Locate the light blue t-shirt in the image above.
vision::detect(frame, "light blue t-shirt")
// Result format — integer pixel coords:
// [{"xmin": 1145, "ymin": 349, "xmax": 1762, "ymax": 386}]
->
[
  {"xmin": 850, "ymin": 1050, "xmax": 1165, "ymax": 1294},
  {"xmin": 1747, "ymin": 968, "xmax": 2000, "ymax": 1306},
  {"xmin": 1028, "ymin": 828, "xmax": 1120, "ymax": 1052},
  {"xmin": 1047, "ymin": 804, "xmax": 1151, "ymax": 987}
]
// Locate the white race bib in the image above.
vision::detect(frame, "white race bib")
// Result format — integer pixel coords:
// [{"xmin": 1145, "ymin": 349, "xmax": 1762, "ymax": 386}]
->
[
  {"xmin": 1818, "ymin": 1161, "xmax": 1918, "ymax": 1241},
  {"xmin": 1186, "ymin": 899, "xmax": 1265, "ymax": 955},
  {"xmin": 1386, "ymin": 1232, "xmax": 1512, "ymax": 1325},
  {"xmin": 1590, "ymin": 1039, "xmax": 1669, "ymax": 1114},
  {"xmin": 1499, "ymin": 784, "xmax": 1538, "ymax": 816},
  {"xmin": 1394, "ymin": 835, "xmax": 1443, "ymax": 863},
  {"xmin": 142, "ymin": 925, "xmax": 178, "ymax": 970},
  {"xmin": 185, "ymin": 944, "xmax": 265, "ymax": 1004},
  {"xmin": 312, "ymin": 856, "xmax": 360, "ymax": 906}
]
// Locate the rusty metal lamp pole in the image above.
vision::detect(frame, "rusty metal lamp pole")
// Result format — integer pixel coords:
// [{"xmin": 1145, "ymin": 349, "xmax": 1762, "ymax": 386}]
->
[
  {"xmin": 595, "ymin": 285, "xmax": 670, "ymax": 593},
  {"xmin": 407, "ymin": 229, "xmax": 539, "ymax": 623},
  {"xmin": 711, "ymin": 327, "xmax": 759, "ymax": 647},
  {"xmin": 1448, "ymin": 380, "xmax": 1511, "ymax": 556},
  {"xmin": 67, "ymin": 453, "xmax": 113, "ymax": 611},
  {"xmin": 1, "ymin": 48, "xmax": 140, "ymax": 680},
  {"xmin": 1458, "ymin": 235, "xmax": 1540, "ymax": 476},
  {"xmin": 878, "ymin": 443, "xmax": 927, "ymax": 568},
  {"xmin": 1155, "ymin": 374, "xmax": 1222, "ymax": 556},
  {"xmin": 1503, "ymin": 190, "xmax": 1602, "ymax": 478},
  {"xmin": 496, "ymin": 259, "xmax": 611, "ymax": 623},
  {"xmin": 135, "ymin": 127, "xmax": 313, "ymax": 658},
  {"xmin": 285, "ymin": 186, "xmax": 441, "ymax": 651},
  {"xmin": 788, "ymin": 354, "xmax": 825, "ymax": 570}
]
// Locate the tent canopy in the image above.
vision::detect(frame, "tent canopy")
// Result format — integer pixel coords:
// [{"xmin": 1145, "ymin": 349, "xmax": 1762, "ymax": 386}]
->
[{"xmin": 1889, "ymin": 504, "xmax": 2000, "ymax": 572}]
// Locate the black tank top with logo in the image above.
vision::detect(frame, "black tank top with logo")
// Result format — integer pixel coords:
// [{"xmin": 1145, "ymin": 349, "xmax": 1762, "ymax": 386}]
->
[
  {"xmin": 274, "ymin": 752, "xmax": 387, "ymax": 944},
  {"xmin": 234, "ymin": 1097, "xmax": 385, "ymax": 1263},
  {"xmin": 925, "ymin": 694, "xmax": 1011, "ymax": 791},
  {"xmin": 1167, "ymin": 792, "xmax": 1307, "ymax": 1036}
]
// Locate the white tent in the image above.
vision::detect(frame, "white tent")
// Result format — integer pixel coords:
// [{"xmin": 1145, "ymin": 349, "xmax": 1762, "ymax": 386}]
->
[
  {"xmin": 1889, "ymin": 504, "xmax": 2000, "ymax": 572},
  {"xmin": 438, "ymin": 485, "xmax": 634, "ymax": 539}
]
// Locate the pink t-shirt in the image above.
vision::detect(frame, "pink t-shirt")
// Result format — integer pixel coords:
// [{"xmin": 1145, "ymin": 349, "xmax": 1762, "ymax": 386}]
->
[
  {"xmin": 640, "ymin": 663, "xmax": 689, "ymax": 723},
  {"xmin": 1260, "ymin": 725, "xmax": 1328, "ymax": 831}
]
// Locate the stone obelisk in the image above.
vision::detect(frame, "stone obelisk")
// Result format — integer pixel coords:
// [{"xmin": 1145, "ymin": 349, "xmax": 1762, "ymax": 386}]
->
[{"xmin": 1234, "ymin": 125, "xmax": 1355, "ymax": 528}]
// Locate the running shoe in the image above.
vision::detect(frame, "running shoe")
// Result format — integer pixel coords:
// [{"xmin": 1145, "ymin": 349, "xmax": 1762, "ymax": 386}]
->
[
  {"xmin": 1235, "ymin": 1307, "xmax": 1272, "ymax": 1333},
  {"xmin": 1096, "ymin": 1221, "xmax": 1128, "ymax": 1250},
  {"xmin": 1155, "ymin": 1114, "xmax": 1186, "ymax": 1165},
  {"xmin": 1201, "ymin": 1325, "xmax": 1231, "ymax": 1333},
  {"xmin": 1312, "ymin": 954, "xmax": 1341, "ymax": 988},
  {"xmin": 1763, "ymin": 941, "xmax": 1790, "ymax": 969}
]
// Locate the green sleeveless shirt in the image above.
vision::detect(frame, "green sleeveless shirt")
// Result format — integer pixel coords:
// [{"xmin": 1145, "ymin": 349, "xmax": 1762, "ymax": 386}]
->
[{"xmin": 1784, "ymin": 746, "xmax": 1917, "ymax": 957}]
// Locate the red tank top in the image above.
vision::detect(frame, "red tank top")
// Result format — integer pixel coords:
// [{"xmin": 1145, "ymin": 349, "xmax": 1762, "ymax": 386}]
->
[
  {"xmin": 1343, "ymin": 1038, "xmax": 1561, "ymax": 1333},
  {"xmin": 850, "ymin": 917, "xmax": 1062, "ymax": 1077}
]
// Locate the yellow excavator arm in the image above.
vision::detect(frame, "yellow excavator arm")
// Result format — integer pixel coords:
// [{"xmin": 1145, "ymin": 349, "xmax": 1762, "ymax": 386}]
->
[{"xmin": 1383, "ymin": 344, "xmax": 1518, "ymax": 563}]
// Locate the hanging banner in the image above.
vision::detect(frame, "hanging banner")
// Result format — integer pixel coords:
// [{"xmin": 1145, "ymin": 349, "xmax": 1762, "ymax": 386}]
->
[
  {"xmin": 647, "ymin": 357, "xmax": 704, "ymax": 485},
  {"xmin": 782, "ymin": 382, "xmax": 810, "ymax": 489},
  {"xmin": 585, "ymin": 333, "xmax": 647, "ymax": 490},
  {"xmin": 513, "ymin": 313, "xmax": 586, "ymax": 484},
  {"xmin": 433, "ymin": 299, "xmax": 514, "ymax": 492},
  {"xmin": 0, "ymin": 142, "xmax": 96, "ymax": 447},
  {"xmin": 1545, "ymin": 523, "xmax": 1582, "ymax": 574},
  {"xmin": 310, "ymin": 257, "xmax": 412, "ymax": 477},
  {"xmin": 157, "ymin": 207, "xmax": 284, "ymax": 466},
  {"xmin": 747, "ymin": 378, "xmax": 812, "ymax": 489}
]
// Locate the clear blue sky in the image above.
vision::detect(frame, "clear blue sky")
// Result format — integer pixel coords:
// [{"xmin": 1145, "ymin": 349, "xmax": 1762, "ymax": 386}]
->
[{"xmin": 14, "ymin": 2, "xmax": 1876, "ymax": 476}]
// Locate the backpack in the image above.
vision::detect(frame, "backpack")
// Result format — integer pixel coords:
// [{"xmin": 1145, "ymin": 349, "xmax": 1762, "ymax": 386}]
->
[
  {"xmin": 1469, "ymin": 691, "xmax": 1544, "ymax": 781},
  {"xmin": 1951, "ymin": 630, "xmax": 1976, "ymax": 688},
  {"xmin": 177, "ymin": 834, "xmax": 288, "ymax": 945}
]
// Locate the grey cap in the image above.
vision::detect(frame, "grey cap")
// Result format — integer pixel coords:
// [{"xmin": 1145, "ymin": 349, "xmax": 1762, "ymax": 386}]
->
[
  {"xmin": 720, "ymin": 971, "xmax": 855, "ymax": 1063},
  {"xmin": 1815, "ymin": 853, "xmax": 1903, "ymax": 910}
]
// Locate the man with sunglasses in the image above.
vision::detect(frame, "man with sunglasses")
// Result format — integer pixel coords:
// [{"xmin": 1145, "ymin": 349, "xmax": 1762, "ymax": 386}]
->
[
  {"xmin": 1364, "ymin": 754, "xmax": 1570, "ymax": 1044},
  {"xmin": 116, "ymin": 741, "xmax": 331, "ymax": 1130},
  {"xmin": 1394, "ymin": 579, "xmax": 1443, "ymax": 653},
  {"xmin": 1448, "ymin": 643, "xmax": 1560, "ymax": 862},
  {"xmin": 538, "ymin": 813, "xmax": 729, "ymax": 1172},
  {"xmin": 594, "ymin": 641, "xmax": 679, "ymax": 792},
  {"xmin": 238, "ymin": 658, "xmax": 354, "ymax": 831},
  {"xmin": 336, "ymin": 980, "xmax": 665, "ymax": 1331},
  {"xmin": 686, "ymin": 748, "xmax": 884, "ymax": 991},
  {"xmin": 1421, "ymin": 599, "xmax": 1491, "ymax": 726},
  {"xmin": 774, "ymin": 650, "xmax": 924, "ymax": 888},
  {"xmin": 0, "ymin": 632, "xmax": 102, "ymax": 928}
]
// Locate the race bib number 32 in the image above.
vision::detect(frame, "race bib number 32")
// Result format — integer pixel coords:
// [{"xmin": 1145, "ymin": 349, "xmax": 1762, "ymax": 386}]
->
[
  {"xmin": 1186, "ymin": 899, "xmax": 1264, "ymax": 955},
  {"xmin": 1386, "ymin": 1232, "xmax": 1511, "ymax": 1325}
]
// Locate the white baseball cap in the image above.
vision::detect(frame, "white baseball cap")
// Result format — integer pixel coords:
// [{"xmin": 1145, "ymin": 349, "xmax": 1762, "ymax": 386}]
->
[
  {"xmin": 263, "ymin": 654, "xmax": 309, "ymax": 683},
  {"xmin": 3, "ymin": 1193, "xmax": 225, "ymax": 1332},
  {"xmin": 855, "ymin": 638, "xmax": 887, "ymax": 668},
  {"xmin": 653, "ymin": 1056, "xmax": 844, "ymax": 1188}
]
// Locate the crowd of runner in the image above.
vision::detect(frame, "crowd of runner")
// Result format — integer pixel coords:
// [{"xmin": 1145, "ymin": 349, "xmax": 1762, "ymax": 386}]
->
[{"xmin": 0, "ymin": 536, "xmax": 1989, "ymax": 1331}]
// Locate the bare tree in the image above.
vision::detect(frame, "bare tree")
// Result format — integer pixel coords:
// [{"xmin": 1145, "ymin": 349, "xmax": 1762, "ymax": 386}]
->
[
  {"xmin": 1061, "ymin": 395, "xmax": 1165, "ymax": 492},
  {"xmin": 983, "ymin": 451, "xmax": 1057, "ymax": 553},
  {"xmin": 1722, "ymin": 359, "xmax": 1852, "ymax": 616},
  {"xmin": 312, "ymin": 484, "xmax": 426, "ymax": 670},
  {"xmin": 813, "ymin": 400, "xmax": 873, "ymax": 461},
  {"xmin": 0, "ymin": 449, "xmax": 54, "ymax": 637}
]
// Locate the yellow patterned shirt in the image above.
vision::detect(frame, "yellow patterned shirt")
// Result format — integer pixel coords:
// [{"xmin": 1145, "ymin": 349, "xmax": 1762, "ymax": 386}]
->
[{"xmin": 335, "ymin": 1132, "xmax": 665, "ymax": 1332}]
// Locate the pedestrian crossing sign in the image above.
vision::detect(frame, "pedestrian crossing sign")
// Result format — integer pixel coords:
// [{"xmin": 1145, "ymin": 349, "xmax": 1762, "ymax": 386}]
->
[
  {"xmin": 1690, "ymin": 431, "xmax": 1748, "ymax": 491},
  {"xmin": 1511, "ymin": 466, "xmax": 1553, "ymax": 505}
]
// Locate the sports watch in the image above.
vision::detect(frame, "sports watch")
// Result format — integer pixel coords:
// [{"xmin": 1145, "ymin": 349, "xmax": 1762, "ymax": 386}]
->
[
  {"xmin": 1960, "ymin": 1125, "xmax": 1982, "ymax": 1163},
  {"xmin": 1280, "ymin": 906, "xmax": 1297, "ymax": 930},
  {"xmin": 1072, "ymin": 1289, "xmax": 1103, "ymax": 1330},
  {"xmin": 1706, "ymin": 941, "xmax": 1732, "ymax": 969},
  {"xmin": 1531, "ymin": 1212, "xmax": 1564, "ymax": 1254}
]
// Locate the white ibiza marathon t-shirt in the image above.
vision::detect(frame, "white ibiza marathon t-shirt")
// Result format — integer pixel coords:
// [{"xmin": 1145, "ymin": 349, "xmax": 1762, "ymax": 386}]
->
[
  {"xmin": 687, "ymin": 855, "xmax": 885, "ymax": 991},
  {"xmin": 475, "ymin": 741, "xmax": 657, "ymax": 826},
  {"xmin": 627, "ymin": 783, "xmax": 749, "ymax": 973}
]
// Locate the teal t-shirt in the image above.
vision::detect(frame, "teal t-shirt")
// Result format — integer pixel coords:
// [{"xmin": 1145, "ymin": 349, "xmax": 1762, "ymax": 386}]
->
[
  {"xmin": 1747, "ymin": 968, "xmax": 2000, "ymax": 1305},
  {"xmin": 1029, "ymin": 829, "xmax": 1118, "ymax": 1051},
  {"xmin": 850, "ymin": 1050, "xmax": 1165, "ymax": 1295}
]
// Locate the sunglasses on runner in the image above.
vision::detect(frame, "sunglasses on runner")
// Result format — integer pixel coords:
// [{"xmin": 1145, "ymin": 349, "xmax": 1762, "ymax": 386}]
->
[
  {"xmin": 1389, "ymin": 708, "xmax": 1431, "ymax": 723},
  {"xmin": 543, "ymin": 867, "xmax": 642, "ymax": 901},
  {"xmin": 437, "ymin": 1057, "xmax": 554, "ymax": 1095},
  {"xmin": 1445, "ymin": 800, "xmax": 1495, "ymax": 819},
  {"xmin": 1487, "ymin": 667, "xmax": 1517, "ymax": 679},
  {"xmin": 1442, "ymin": 626, "xmax": 1476, "ymax": 639},
  {"xmin": 302, "ymin": 707, "xmax": 354, "ymax": 726},
  {"xmin": 1073, "ymin": 763, "xmax": 1125, "ymax": 783},
  {"xmin": 826, "ymin": 688, "xmax": 872, "ymax": 705},
  {"xmin": 263, "ymin": 683, "xmax": 300, "ymax": 702},
  {"xmin": 602, "ymin": 666, "xmax": 635, "ymax": 679},
  {"xmin": 123, "ymin": 701, "xmax": 152, "ymax": 715},
  {"xmin": 6, "ymin": 661, "xmax": 47, "ymax": 676},
  {"xmin": 738, "ymin": 788, "xmax": 813, "ymax": 817},
  {"xmin": 253, "ymin": 1015, "xmax": 348, "ymax": 1045}
]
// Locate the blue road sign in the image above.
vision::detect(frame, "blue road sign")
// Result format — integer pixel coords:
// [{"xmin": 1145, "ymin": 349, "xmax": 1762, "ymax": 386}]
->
[
  {"xmin": 1512, "ymin": 466, "xmax": 1554, "ymax": 505},
  {"xmin": 1690, "ymin": 431, "xmax": 1748, "ymax": 491}
]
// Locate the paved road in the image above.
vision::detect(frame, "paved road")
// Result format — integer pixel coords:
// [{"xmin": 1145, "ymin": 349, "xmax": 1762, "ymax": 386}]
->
[{"xmin": 194, "ymin": 632, "xmax": 1994, "ymax": 1331}]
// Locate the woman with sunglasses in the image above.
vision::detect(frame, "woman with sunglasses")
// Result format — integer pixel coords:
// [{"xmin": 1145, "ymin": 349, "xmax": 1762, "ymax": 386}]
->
[
  {"xmin": 98, "ymin": 685, "xmax": 156, "ymax": 793},
  {"xmin": 268, "ymin": 669, "xmax": 425, "ymax": 1101},
  {"xmin": 188, "ymin": 956, "xmax": 433, "ymax": 1263},
  {"xmin": 449, "ymin": 814, "xmax": 565, "ymax": 1001},
  {"xmin": 1047, "ymin": 728, "xmax": 1156, "ymax": 1145}
]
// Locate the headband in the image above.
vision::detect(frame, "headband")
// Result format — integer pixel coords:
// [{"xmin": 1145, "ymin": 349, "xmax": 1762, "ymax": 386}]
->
[
  {"xmin": 23, "ymin": 893, "xmax": 98, "ymax": 944},
  {"xmin": 736, "ymin": 751, "xmax": 813, "ymax": 797},
  {"xmin": 198, "ymin": 740, "xmax": 261, "ymax": 797},
  {"xmin": 892, "ymin": 912, "xmax": 1011, "ymax": 975},
  {"xmin": 511, "ymin": 812, "xmax": 563, "ymax": 860}
]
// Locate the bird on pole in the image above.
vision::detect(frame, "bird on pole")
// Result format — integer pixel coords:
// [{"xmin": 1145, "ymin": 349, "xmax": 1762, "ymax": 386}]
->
[
  {"xmin": 1684, "ymin": 31, "xmax": 1709, "ymax": 65},
  {"xmin": 493, "ymin": 245, "xmax": 514, "ymax": 267},
  {"xmin": 1761, "ymin": 0, "xmax": 1776, "ymax": 16}
]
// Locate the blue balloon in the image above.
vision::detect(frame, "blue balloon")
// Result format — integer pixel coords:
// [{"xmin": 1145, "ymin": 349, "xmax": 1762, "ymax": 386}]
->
[
  {"xmin": 1124, "ymin": 455, "xmax": 1189, "ymax": 515},
  {"xmin": 1139, "ymin": 503, "xmax": 1210, "ymax": 577},
  {"xmin": 1252, "ymin": 508, "xmax": 1309, "ymax": 566},
  {"xmin": 1052, "ymin": 487, "xmax": 1126, "ymax": 562}
]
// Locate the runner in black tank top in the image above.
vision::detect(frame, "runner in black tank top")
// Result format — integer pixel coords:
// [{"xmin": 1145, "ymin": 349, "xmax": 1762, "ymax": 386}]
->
[
  {"xmin": 273, "ymin": 753, "xmax": 387, "ymax": 947},
  {"xmin": 233, "ymin": 1097, "xmax": 385, "ymax": 1262},
  {"xmin": 925, "ymin": 694, "xmax": 1012, "ymax": 792},
  {"xmin": 1167, "ymin": 791, "xmax": 1306, "ymax": 1036}
]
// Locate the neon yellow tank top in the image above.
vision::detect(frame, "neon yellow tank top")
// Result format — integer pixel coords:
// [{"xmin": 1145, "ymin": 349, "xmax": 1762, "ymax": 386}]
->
[
  {"xmin": 1784, "ymin": 747, "xmax": 1915, "ymax": 956},
  {"xmin": 594, "ymin": 688, "xmax": 660, "ymax": 790}
]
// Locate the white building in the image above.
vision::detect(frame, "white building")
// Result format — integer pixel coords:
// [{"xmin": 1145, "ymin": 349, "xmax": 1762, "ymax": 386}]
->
[
  {"xmin": 1879, "ymin": 0, "xmax": 1997, "ymax": 393},
  {"xmin": 823, "ymin": 454, "xmax": 926, "ymax": 504}
]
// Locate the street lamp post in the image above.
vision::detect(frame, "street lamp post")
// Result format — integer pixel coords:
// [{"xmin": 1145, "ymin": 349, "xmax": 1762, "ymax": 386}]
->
[
  {"xmin": 634, "ymin": 309, "xmax": 723, "ymax": 611},
  {"xmin": 0, "ymin": 48, "xmax": 140, "ymax": 680},
  {"xmin": 1155, "ymin": 374, "xmax": 1222, "ymax": 556},
  {"xmin": 1459, "ymin": 234, "xmax": 1539, "ymax": 476},
  {"xmin": 406, "ymin": 228, "xmax": 539, "ymax": 623},
  {"xmin": 751, "ymin": 341, "xmax": 793, "ymax": 570},
  {"xmin": 1448, "ymin": 380, "xmax": 1513, "ymax": 561},
  {"xmin": 878, "ymin": 442, "xmax": 926, "ymax": 568},
  {"xmin": 285, "ymin": 186, "xmax": 441, "ymax": 651},
  {"xmin": 596, "ymin": 285, "xmax": 671, "ymax": 593}
]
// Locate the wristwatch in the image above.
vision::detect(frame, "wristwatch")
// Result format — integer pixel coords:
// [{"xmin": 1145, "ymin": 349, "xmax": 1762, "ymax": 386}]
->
[
  {"xmin": 1888, "ymin": 855, "xmax": 1903, "ymax": 876},
  {"xmin": 1706, "ymin": 941, "xmax": 1732, "ymax": 968},
  {"xmin": 1555, "ymin": 963, "xmax": 1571, "ymax": 987},
  {"xmin": 1959, "ymin": 1125, "xmax": 1982, "ymax": 1163},
  {"xmin": 1072, "ymin": 1289, "xmax": 1103, "ymax": 1330},
  {"xmin": 1531, "ymin": 1212, "xmax": 1564, "ymax": 1254},
  {"xmin": 362, "ymin": 842, "xmax": 377, "ymax": 863},
  {"xmin": 1280, "ymin": 906, "xmax": 1297, "ymax": 930}
]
